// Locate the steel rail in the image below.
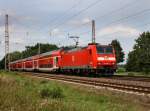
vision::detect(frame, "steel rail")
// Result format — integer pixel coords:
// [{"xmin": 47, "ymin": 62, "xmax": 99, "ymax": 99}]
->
[
  {"xmin": 107, "ymin": 75, "xmax": 150, "ymax": 82},
  {"xmin": 24, "ymin": 72, "xmax": 150, "ymax": 94}
]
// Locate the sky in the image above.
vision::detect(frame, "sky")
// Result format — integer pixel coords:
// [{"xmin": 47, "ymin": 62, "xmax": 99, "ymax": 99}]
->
[{"xmin": 0, "ymin": 0, "xmax": 150, "ymax": 63}]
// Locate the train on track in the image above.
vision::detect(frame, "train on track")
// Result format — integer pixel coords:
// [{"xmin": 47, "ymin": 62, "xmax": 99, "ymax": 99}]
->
[{"xmin": 9, "ymin": 43, "xmax": 117, "ymax": 76}]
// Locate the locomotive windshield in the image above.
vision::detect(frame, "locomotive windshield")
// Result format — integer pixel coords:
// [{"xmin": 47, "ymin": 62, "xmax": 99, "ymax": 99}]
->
[{"xmin": 96, "ymin": 46, "xmax": 113, "ymax": 54}]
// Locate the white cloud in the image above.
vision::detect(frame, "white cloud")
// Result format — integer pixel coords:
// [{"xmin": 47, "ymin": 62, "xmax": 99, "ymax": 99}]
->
[
  {"xmin": 11, "ymin": 37, "xmax": 25, "ymax": 44},
  {"xmin": 68, "ymin": 17, "xmax": 92, "ymax": 27},
  {"xmin": 0, "ymin": 9, "xmax": 16, "ymax": 17},
  {"xmin": 50, "ymin": 28, "xmax": 64, "ymax": 36},
  {"xmin": 82, "ymin": 18, "xmax": 91, "ymax": 24},
  {"xmin": 97, "ymin": 25, "xmax": 141, "ymax": 37},
  {"xmin": 0, "ymin": 26, "xmax": 4, "ymax": 32},
  {"xmin": 16, "ymin": 16, "xmax": 35, "ymax": 22}
]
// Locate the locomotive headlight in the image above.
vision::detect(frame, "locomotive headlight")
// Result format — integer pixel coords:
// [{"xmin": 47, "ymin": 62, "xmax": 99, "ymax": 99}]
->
[
  {"xmin": 97, "ymin": 57, "xmax": 105, "ymax": 61},
  {"xmin": 109, "ymin": 57, "xmax": 116, "ymax": 61}
]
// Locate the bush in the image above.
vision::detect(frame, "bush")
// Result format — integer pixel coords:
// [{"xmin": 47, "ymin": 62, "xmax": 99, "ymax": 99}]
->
[
  {"xmin": 50, "ymin": 87, "xmax": 64, "ymax": 99},
  {"xmin": 40, "ymin": 80, "xmax": 48, "ymax": 84},
  {"xmin": 142, "ymin": 67, "xmax": 150, "ymax": 75},
  {"xmin": 116, "ymin": 67, "xmax": 126, "ymax": 73},
  {"xmin": 40, "ymin": 87, "xmax": 51, "ymax": 98},
  {"xmin": 127, "ymin": 72, "xmax": 135, "ymax": 76},
  {"xmin": 40, "ymin": 86, "xmax": 64, "ymax": 99}
]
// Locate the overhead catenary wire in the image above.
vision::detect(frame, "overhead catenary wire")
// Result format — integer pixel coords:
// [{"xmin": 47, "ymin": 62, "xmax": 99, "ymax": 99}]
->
[
  {"xmin": 8, "ymin": 1, "xmax": 150, "ymax": 49},
  {"xmin": 96, "ymin": 21, "xmax": 150, "ymax": 38},
  {"xmin": 1, "ymin": 0, "xmax": 150, "ymax": 47},
  {"xmin": 61, "ymin": 0, "xmax": 139, "ymax": 33},
  {"xmin": 50, "ymin": 9, "xmax": 150, "ymax": 46},
  {"xmin": 76, "ymin": 7, "xmax": 150, "ymax": 36},
  {"xmin": 50, "ymin": 0, "xmax": 104, "ymax": 30},
  {"xmin": 80, "ymin": 21, "xmax": 150, "ymax": 44},
  {"xmin": 7, "ymin": 0, "xmax": 139, "ymax": 36},
  {"xmin": 48, "ymin": 0, "xmax": 83, "ymax": 26}
]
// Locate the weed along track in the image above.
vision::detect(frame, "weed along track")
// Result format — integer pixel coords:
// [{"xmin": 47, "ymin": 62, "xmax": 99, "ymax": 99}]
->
[
  {"xmin": 24, "ymin": 72, "xmax": 150, "ymax": 95},
  {"xmin": 111, "ymin": 75, "xmax": 150, "ymax": 82}
]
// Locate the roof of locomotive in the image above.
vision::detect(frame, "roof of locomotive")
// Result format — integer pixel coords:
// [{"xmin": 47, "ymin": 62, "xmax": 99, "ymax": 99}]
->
[
  {"xmin": 61, "ymin": 43, "xmax": 112, "ymax": 52},
  {"xmin": 61, "ymin": 46, "xmax": 88, "ymax": 53},
  {"xmin": 88, "ymin": 43, "xmax": 112, "ymax": 46}
]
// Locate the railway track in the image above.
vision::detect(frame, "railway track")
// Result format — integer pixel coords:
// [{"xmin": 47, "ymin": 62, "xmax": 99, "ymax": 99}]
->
[
  {"xmin": 24, "ymin": 72, "xmax": 150, "ymax": 95},
  {"xmin": 112, "ymin": 75, "xmax": 150, "ymax": 82}
]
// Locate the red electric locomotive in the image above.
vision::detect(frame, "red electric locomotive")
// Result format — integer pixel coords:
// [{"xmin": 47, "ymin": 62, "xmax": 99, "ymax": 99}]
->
[
  {"xmin": 59, "ymin": 43, "xmax": 116, "ymax": 75},
  {"xmin": 9, "ymin": 43, "xmax": 116, "ymax": 76}
]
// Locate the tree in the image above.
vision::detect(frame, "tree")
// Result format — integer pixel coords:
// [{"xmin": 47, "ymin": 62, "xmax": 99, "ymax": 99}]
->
[
  {"xmin": 111, "ymin": 39, "xmax": 124, "ymax": 63},
  {"xmin": 126, "ymin": 31, "xmax": 150, "ymax": 73},
  {"xmin": 10, "ymin": 51, "xmax": 22, "ymax": 61},
  {"xmin": 21, "ymin": 43, "xmax": 58, "ymax": 58},
  {"xmin": 126, "ymin": 51, "xmax": 139, "ymax": 71}
]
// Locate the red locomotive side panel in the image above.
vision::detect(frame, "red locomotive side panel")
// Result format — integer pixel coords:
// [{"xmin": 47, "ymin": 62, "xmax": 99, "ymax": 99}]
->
[
  {"xmin": 60, "ymin": 47, "xmax": 92, "ymax": 69},
  {"xmin": 59, "ymin": 44, "xmax": 116, "ymax": 74},
  {"xmin": 87, "ymin": 44, "xmax": 98, "ymax": 69}
]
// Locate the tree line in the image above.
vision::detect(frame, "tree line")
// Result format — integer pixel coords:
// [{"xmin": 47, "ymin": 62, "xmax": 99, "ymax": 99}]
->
[
  {"xmin": 126, "ymin": 31, "xmax": 150, "ymax": 73},
  {"xmin": 111, "ymin": 31, "xmax": 150, "ymax": 74}
]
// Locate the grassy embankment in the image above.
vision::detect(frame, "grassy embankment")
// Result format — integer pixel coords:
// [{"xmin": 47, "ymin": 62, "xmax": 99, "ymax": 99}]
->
[
  {"xmin": 116, "ymin": 67, "xmax": 150, "ymax": 77},
  {"xmin": 0, "ymin": 70, "xmax": 149, "ymax": 111}
]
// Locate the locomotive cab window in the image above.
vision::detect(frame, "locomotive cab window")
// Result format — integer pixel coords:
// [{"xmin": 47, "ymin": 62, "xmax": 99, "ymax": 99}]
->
[
  {"xmin": 105, "ymin": 46, "xmax": 113, "ymax": 54},
  {"xmin": 96, "ymin": 46, "xmax": 113, "ymax": 54},
  {"xmin": 96, "ymin": 46, "xmax": 105, "ymax": 54}
]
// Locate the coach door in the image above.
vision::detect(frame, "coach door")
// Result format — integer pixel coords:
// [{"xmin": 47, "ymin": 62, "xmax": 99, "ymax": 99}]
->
[
  {"xmin": 23, "ymin": 62, "xmax": 25, "ymax": 69},
  {"xmin": 34, "ymin": 60, "xmax": 38, "ymax": 69},
  {"xmin": 53, "ymin": 57, "xmax": 58, "ymax": 68}
]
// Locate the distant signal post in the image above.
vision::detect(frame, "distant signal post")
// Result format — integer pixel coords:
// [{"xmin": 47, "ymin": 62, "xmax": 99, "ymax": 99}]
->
[
  {"xmin": 5, "ymin": 14, "xmax": 10, "ymax": 71},
  {"xmin": 92, "ymin": 20, "xmax": 95, "ymax": 43}
]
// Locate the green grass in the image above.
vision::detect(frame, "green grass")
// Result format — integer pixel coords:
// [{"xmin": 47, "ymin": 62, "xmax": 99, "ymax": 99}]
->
[
  {"xmin": 0, "ymin": 70, "xmax": 149, "ymax": 111},
  {"xmin": 116, "ymin": 67, "xmax": 126, "ymax": 73},
  {"xmin": 116, "ymin": 66, "xmax": 150, "ymax": 76},
  {"xmin": 116, "ymin": 71, "xmax": 150, "ymax": 77}
]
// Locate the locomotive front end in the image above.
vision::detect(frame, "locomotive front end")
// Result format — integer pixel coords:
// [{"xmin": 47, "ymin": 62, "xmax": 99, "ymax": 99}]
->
[{"xmin": 96, "ymin": 45, "xmax": 117, "ymax": 73}]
